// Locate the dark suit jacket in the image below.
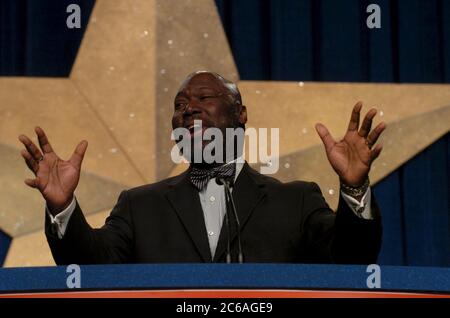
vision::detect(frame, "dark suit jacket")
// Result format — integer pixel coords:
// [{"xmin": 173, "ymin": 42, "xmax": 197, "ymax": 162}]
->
[{"xmin": 45, "ymin": 163, "xmax": 382, "ymax": 265}]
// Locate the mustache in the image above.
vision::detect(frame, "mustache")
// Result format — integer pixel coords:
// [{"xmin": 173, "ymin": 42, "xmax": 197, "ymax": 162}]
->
[{"xmin": 182, "ymin": 118, "xmax": 214, "ymax": 128}]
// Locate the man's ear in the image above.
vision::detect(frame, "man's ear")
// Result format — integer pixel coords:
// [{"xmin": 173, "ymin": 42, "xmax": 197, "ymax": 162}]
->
[{"xmin": 239, "ymin": 105, "xmax": 247, "ymax": 126}]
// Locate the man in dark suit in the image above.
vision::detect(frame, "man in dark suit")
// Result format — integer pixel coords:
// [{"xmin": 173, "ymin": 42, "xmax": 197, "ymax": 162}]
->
[{"xmin": 19, "ymin": 71, "xmax": 386, "ymax": 265}]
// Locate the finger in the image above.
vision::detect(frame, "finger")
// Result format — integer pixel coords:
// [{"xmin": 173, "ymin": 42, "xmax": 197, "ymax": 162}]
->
[
  {"xmin": 21, "ymin": 149, "xmax": 39, "ymax": 174},
  {"xmin": 366, "ymin": 122, "xmax": 386, "ymax": 146},
  {"xmin": 69, "ymin": 140, "xmax": 88, "ymax": 169},
  {"xmin": 347, "ymin": 102, "xmax": 362, "ymax": 132},
  {"xmin": 18, "ymin": 134, "xmax": 43, "ymax": 161},
  {"xmin": 24, "ymin": 177, "xmax": 40, "ymax": 189},
  {"xmin": 358, "ymin": 108, "xmax": 377, "ymax": 138},
  {"xmin": 315, "ymin": 123, "xmax": 336, "ymax": 152},
  {"xmin": 370, "ymin": 144, "xmax": 383, "ymax": 162},
  {"xmin": 35, "ymin": 126, "xmax": 54, "ymax": 154}
]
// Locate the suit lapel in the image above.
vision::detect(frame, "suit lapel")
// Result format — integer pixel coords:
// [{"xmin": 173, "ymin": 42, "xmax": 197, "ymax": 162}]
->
[
  {"xmin": 213, "ymin": 163, "xmax": 267, "ymax": 262},
  {"xmin": 165, "ymin": 170, "xmax": 212, "ymax": 262}
]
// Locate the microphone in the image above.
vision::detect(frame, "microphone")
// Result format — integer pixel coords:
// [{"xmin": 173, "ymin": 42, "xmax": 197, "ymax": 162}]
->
[
  {"xmin": 216, "ymin": 177, "xmax": 244, "ymax": 263},
  {"xmin": 218, "ymin": 177, "xmax": 232, "ymax": 264}
]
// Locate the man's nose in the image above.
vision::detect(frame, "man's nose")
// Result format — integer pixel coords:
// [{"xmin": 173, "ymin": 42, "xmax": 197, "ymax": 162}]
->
[{"xmin": 183, "ymin": 100, "xmax": 202, "ymax": 116}]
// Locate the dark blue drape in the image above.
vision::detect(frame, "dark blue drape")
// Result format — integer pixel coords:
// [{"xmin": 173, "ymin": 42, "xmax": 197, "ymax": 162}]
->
[
  {"xmin": 0, "ymin": 0, "xmax": 94, "ymax": 76},
  {"xmin": 0, "ymin": 0, "xmax": 448, "ymax": 266},
  {"xmin": 216, "ymin": 0, "xmax": 450, "ymax": 83}
]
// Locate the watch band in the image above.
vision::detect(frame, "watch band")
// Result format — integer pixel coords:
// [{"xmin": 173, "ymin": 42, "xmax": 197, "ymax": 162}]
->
[{"xmin": 340, "ymin": 177, "xmax": 370, "ymax": 198}]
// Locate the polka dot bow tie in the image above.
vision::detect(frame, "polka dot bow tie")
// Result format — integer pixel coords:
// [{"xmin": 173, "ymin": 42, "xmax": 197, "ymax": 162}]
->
[{"xmin": 189, "ymin": 163, "xmax": 236, "ymax": 191}]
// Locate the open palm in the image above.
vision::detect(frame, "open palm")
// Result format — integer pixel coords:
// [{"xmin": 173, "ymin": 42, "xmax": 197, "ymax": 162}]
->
[
  {"xmin": 315, "ymin": 102, "xmax": 386, "ymax": 187},
  {"xmin": 19, "ymin": 127, "xmax": 88, "ymax": 214}
]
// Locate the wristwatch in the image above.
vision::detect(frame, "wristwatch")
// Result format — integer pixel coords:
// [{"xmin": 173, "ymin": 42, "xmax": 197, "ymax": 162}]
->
[{"xmin": 340, "ymin": 177, "xmax": 370, "ymax": 198}]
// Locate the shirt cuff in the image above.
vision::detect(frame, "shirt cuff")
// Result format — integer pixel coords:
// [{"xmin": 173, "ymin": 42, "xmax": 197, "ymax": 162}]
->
[
  {"xmin": 46, "ymin": 197, "xmax": 77, "ymax": 239},
  {"xmin": 341, "ymin": 187, "xmax": 373, "ymax": 220}
]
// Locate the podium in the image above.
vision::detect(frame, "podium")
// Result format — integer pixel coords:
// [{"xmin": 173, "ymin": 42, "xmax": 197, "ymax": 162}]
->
[{"xmin": 0, "ymin": 264, "xmax": 449, "ymax": 298}]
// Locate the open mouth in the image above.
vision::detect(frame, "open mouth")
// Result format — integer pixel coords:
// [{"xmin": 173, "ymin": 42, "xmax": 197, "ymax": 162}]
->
[
  {"xmin": 186, "ymin": 123, "xmax": 207, "ymax": 138},
  {"xmin": 187, "ymin": 123, "xmax": 201, "ymax": 132}
]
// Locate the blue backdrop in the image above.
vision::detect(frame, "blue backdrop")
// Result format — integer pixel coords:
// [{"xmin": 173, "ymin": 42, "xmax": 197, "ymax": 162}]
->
[{"xmin": 0, "ymin": 0, "xmax": 448, "ymax": 266}]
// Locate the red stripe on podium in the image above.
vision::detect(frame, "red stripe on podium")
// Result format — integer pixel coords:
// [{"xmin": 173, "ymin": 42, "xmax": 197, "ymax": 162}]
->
[{"xmin": 1, "ymin": 289, "xmax": 449, "ymax": 298}]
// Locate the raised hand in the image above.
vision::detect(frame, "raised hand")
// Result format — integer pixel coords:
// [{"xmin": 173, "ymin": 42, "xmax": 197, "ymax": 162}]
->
[
  {"xmin": 19, "ymin": 127, "xmax": 88, "ymax": 215},
  {"xmin": 315, "ymin": 102, "xmax": 386, "ymax": 188}
]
